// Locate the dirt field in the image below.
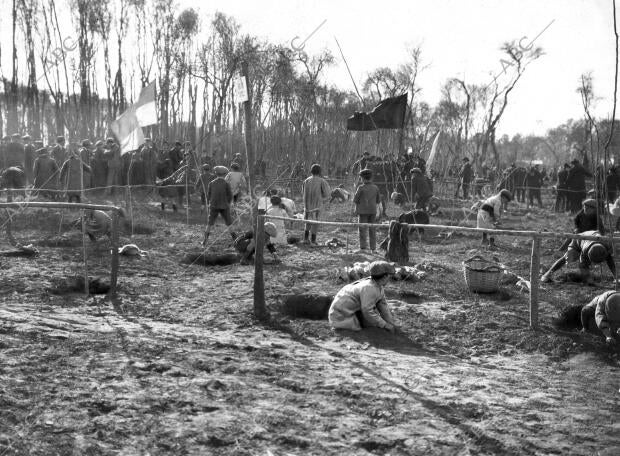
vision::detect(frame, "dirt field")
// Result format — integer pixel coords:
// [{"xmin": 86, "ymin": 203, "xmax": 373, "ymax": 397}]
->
[{"xmin": 1, "ymin": 191, "xmax": 620, "ymax": 455}]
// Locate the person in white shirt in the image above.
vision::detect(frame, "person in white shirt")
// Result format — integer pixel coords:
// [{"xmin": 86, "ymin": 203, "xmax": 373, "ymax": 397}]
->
[
  {"xmin": 266, "ymin": 196, "xmax": 291, "ymax": 244},
  {"xmin": 476, "ymin": 189, "xmax": 512, "ymax": 248}
]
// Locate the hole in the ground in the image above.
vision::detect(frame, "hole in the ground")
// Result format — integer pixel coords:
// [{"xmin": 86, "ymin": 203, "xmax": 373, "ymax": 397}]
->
[
  {"xmin": 280, "ymin": 294, "xmax": 333, "ymax": 320},
  {"xmin": 180, "ymin": 252, "xmax": 239, "ymax": 266},
  {"xmin": 47, "ymin": 276, "xmax": 111, "ymax": 295}
]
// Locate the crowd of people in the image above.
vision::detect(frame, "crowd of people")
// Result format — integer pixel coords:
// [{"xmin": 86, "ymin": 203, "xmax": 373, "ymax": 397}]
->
[{"xmin": 2, "ymin": 134, "xmax": 619, "ymax": 345}]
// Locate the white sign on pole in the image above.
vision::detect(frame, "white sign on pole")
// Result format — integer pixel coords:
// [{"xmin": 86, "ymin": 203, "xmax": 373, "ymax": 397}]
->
[{"xmin": 235, "ymin": 75, "xmax": 249, "ymax": 103}]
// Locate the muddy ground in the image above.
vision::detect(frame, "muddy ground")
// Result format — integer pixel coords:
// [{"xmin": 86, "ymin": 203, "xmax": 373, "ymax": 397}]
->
[{"xmin": 1, "ymin": 190, "xmax": 620, "ymax": 455}]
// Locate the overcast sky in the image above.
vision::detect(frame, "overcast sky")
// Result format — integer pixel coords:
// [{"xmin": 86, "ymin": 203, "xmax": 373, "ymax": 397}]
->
[{"xmin": 181, "ymin": 0, "xmax": 618, "ymax": 137}]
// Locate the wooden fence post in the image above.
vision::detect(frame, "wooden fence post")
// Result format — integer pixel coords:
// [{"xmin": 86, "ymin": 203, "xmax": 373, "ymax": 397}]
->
[
  {"xmin": 110, "ymin": 210, "xmax": 120, "ymax": 298},
  {"xmin": 530, "ymin": 235, "xmax": 541, "ymax": 329},
  {"xmin": 253, "ymin": 214, "xmax": 268, "ymax": 320},
  {"xmin": 81, "ymin": 210, "xmax": 89, "ymax": 295}
]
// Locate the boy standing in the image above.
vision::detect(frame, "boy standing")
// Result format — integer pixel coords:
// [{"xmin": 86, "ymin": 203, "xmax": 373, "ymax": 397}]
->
[
  {"xmin": 353, "ymin": 168, "xmax": 381, "ymax": 252},
  {"xmin": 302, "ymin": 164, "xmax": 331, "ymax": 245},
  {"xmin": 203, "ymin": 166, "xmax": 236, "ymax": 246}
]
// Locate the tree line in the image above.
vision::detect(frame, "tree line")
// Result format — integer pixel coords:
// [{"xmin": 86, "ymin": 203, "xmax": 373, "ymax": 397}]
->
[{"xmin": 0, "ymin": 0, "xmax": 618, "ymax": 176}]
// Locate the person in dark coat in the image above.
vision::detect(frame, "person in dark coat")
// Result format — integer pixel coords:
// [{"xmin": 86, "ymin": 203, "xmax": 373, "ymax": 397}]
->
[
  {"xmin": 91, "ymin": 140, "xmax": 108, "ymax": 191},
  {"xmin": 23, "ymin": 135, "xmax": 35, "ymax": 184},
  {"xmin": 409, "ymin": 168, "xmax": 433, "ymax": 210},
  {"xmin": 513, "ymin": 166, "xmax": 527, "ymax": 203},
  {"xmin": 202, "ymin": 166, "xmax": 235, "ymax": 246},
  {"xmin": 5, "ymin": 133, "xmax": 25, "ymax": 169},
  {"xmin": 555, "ymin": 164, "xmax": 570, "ymax": 212},
  {"xmin": 457, "ymin": 157, "xmax": 474, "ymax": 199},
  {"xmin": 0, "ymin": 166, "xmax": 26, "ymax": 201},
  {"xmin": 59, "ymin": 148, "xmax": 91, "ymax": 203},
  {"xmin": 566, "ymin": 159, "xmax": 592, "ymax": 213},
  {"xmin": 574, "ymin": 199, "xmax": 606, "ymax": 234},
  {"xmin": 525, "ymin": 165, "xmax": 543, "ymax": 208},
  {"xmin": 52, "ymin": 136, "xmax": 66, "ymax": 165},
  {"xmin": 168, "ymin": 141, "xmax": 184, "ymax": 170},
  {"xmin": 33, "ymin": 147, "xmax": 59, "ymax": 199}
]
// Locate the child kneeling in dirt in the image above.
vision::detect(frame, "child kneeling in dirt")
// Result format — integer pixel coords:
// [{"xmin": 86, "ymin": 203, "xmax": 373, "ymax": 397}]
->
[
  {"xmin": 477, "ymin": 189, "xmax": 512, "ymax": 248},
  {"xmin": 234, "ymin": 222, "xmax": 280, "ymax": 265},
  {"xmin": 541, "ymin": 230, "xmax": 616, "ymax": 285},
  {"xmin": 580, "ymin": 291, "xmax": 620, "ymax": 344},
  {"xmin": 328, "ymin": 261, "xmax": 398, "ymax": 333}
]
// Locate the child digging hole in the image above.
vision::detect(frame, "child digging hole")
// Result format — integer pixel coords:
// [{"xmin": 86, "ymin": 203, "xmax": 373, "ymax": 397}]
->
[{"xmin": 234, "ymin": 222, "xmax": 280, "ymax": 265}]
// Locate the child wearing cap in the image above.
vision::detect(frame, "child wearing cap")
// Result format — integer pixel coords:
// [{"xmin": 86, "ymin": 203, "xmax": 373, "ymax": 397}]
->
[
  {"xmin": 541, "ymin": 230, "xmax": 616, "ymax": 285},
  {"xmin": 353, "ymin": 169, "xmax": 381, "ymax": 252},
  {"xmin": 234, "ymin": 222, "xmax": 280, "ymax": 265},
  {"xmin": 203, "ymin": 166, "xmax": 236, "ymax": 246},
  {"xmin": 477, "ymin": 189, "xmax": 512, "ymax": 248},
  {"xmin": 580, "ymin": 290, "xmax": 620, "ymax": 344},
  {"xmin": 328, "ymin": 260, "xmax": 398, "ymax": 332}
]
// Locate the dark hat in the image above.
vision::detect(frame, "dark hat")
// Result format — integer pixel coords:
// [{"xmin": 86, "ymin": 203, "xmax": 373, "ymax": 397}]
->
[
  {"xmin": 499, "ymin": 189, "xmax": 513, "ymax": 201},
  {"xmin": 175, "ymin": 141, "xmax": 183, "ymax": 146},
  {"xmin": 36, "ymin": 147, "xmax": 47, "ymax": 154},
  {"xmin": 359, "ymin": 168, "xmax": 373, "ymax": 177},
  {"xmin": 605, "ymin": 293, "xmax": 620, "ymax": 322},
  {"xmin": 81, "ymin": 139, "xmax": 91, "ymax": 147},
  {"xmin": 462, "ymin": 157, "xmax": 470, "ymax": 162},
  {"xmin": 410, "ymin": 167, "xmax": 422, "ymax": 174},
  {"xmin": 571, "ymin": 159, "xmax": 579, "ymax": 165},
  {"xmin": 588, "ymin": 243, "xmax": 608, "ymax": 264},
  {"xmin": 362, "ymin": 151, "xmax": 370, "ymax": 156},
  {"xmin": 231, "ymin": 163, "xmax": 241, "ymax": 171},
  {"xmin": 369, "ymin": 261, "xmax": 396, "ymax": 277},
  {"xmin": 56, "ymin": 136, "xmax": 65, "ymax": 143}
]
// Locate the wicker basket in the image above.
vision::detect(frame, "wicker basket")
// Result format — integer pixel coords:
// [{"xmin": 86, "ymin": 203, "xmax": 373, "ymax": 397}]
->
[{"xmin": 463, "ymin": 255, "xmax": 503, "ymax": 293}]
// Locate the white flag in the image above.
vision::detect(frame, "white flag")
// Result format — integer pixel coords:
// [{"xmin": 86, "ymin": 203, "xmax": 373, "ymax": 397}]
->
[
  {"xmin": 235, "ymin": 75, "xmax": 248, "ymax": 103},
  {"xmin": 135, "ymin": 81, "xmax": 157, "ymax": 127},
  {"xmin": 110, "ymin": 107, "xmax": 145, "ymax": 155}
]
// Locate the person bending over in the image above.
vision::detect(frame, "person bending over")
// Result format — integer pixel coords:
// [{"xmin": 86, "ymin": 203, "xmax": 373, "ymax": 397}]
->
[
  {"xmin": 477, "ymin": 189, "xmax": 512, "ymax": 248},
  {"xmin": 328, "ymin": 261, "xmax": 398, "ymax": 333},
  {"xmin": 541, "ymin": 230, "xmax": 616, "ymax": 285},
  {"xmin": 234, "ymin": 222, "xmax": 280, "ymax": 265},
  {"xmin": 580, "ymin": 291, "xmax": 620, "ymax": 344}
]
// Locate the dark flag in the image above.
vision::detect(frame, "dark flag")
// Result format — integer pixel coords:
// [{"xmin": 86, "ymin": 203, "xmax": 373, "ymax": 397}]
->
[{"xmin": 346, "ymin": 93, "xmax": 408, "ymax": 131}]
